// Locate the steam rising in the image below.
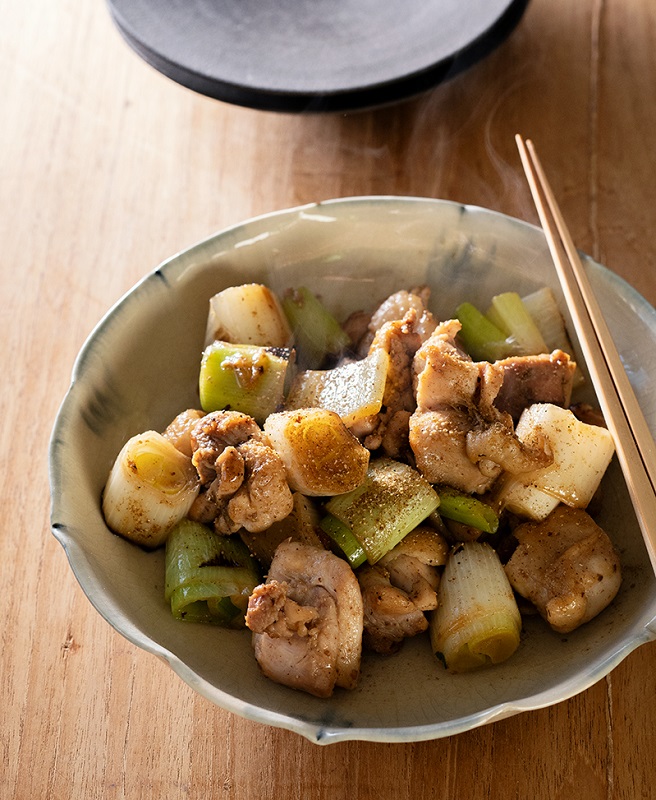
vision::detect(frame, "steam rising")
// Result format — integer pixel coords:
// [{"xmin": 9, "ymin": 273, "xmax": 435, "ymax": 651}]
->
[{"xmin": 278, "ymin": 12, "xmax": 555, "ymax": 223}]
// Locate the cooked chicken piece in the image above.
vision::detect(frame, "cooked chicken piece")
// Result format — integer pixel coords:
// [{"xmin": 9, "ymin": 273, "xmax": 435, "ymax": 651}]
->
[
  {"xmin": 341, "ymin": 288, "xmax": 436, "ymax": 457},
  {"xmin": 220, "ymin": 440, "xmax": 294, "ymax": 533},
  {"xmin": 341, "ymin": 309, "xmax": 371, "ymax": 352},
  {"xmin": 410, "ymin": 320, "xmax": 497, "ymax": 492},
  {"xmin": 189, "ymin": 410, "xmax": 293, "ymax": 534},
  {"xmin": 370, "ymin": 311, "xmax": 422, "ymax": 408},
  {"xmin": 413, "ymin": 319, "xmax": 480, "ymax": 411},
  {"xmin": 490, "ymin": 350, "xmax": 577, "ymax": 421},
  {"xmin": 191, "ymin": 410, "xmax": 263, "ymax": 483},
  {"xmin": 380, "ymin": 554, "xmax": 439, "ymax": 611},
  {"xmin": 355, "ymin": 287, "xmax": 437, "ymax": 357},
  {"xmin": 378, "ymin": 527, "xmax": 448, "ymax": 611},
  {"xmin": 246, "ymin": 541, "xmax": 363, "ymax": 697},
  {"xmin": 505, "ymin": 505, "xmax": 622, "ymax": 634},
  {"xmin": 570, "ymin": 402, "xmax": 607, "ymax": 428},
  {"xmin": 348, "ymin": 412, "xmax": 380, "ymax": 442},
  {"xmin": 188, "ymin": 444, "xmax": 249, "ymax": 528},
  {"xmin": 187, "ymin": 491, "xmax": 220, "ymax": 525},
  {"xmin": 358, "ymin": 564, "xmax": 429, "ymax": 654},
  {"xmin": 469, "ymin": 366, "xmax": 550, "ymax": 474},
  {"xmin": 162, "ymin": 409, "xmax": 205, "ymax": 456},
  {"xmin": 363, "ymin": 307, "xmax": 435, "ymax": 456},
  {"xmin": 388, "ymin": 525, "xmax": 450, "ymax": 565},
  {"xmin": 410, "ymin": 321, "xmax": 553, "ymax": 492},
  {"xmin": 379, "ymin": 408, "xmax": 412, "ymax": 458},
  {"xmin": 246, "ymin": 582, "xmax": 319, "ymax": 638},
  {"xmin": 240, "ymin": 492, "xmax": 327, "ymax": 568},
  {"xmin": 465, "ymin": 417, "xmax": 552, "ymax": 475},
  {"xmin": 369, "ymin": 288, "xmax": 436, "ymax": 339},
  {"xmin": 210, "ymin": 445, "xmax": 245, "ymax": 497},
  {"xmin": 410, "ymin": 408, "xmax": 503, "ymax": 493}
]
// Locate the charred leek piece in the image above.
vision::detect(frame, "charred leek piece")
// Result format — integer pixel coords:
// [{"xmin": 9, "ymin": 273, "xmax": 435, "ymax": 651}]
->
[
  {"xmin": 285, "ymin": 348, "xmax": 389, "ymax": 428},
  {"xmin": 102, "ymin": 431, "xmax": 200, "ymax": 548},
  {"xmin": 204, "ymin": 283, "xmax": 292, "ymax": 348},
  {"xmin": 263, "ymin": 408, "xmax": 370, "ymax": 496},
  {"xmin": 436, "ymin": 487, "xmax": 499, "ymax": 534},
  {"xmin": 319, "ymin": 514, "xmax": 367, "ymax": 568},
  {"xmin": 486, "ymin": 292, "xmax": 548, "ymax": 355},
  {"xmin": 199, "ymin": 341, "xmax": 290, "ymax": 424},
  {"xmin": 455, "ymin": 302, "xmax": 516, "ymax": 362},
  {"xmin": 430, "ymin": 542, "xmax": 521, "ymax": 672},
  {"xmin": 324, "ymin": 458, "xmax": 440, "ymax": 564},
  {"xmin": 165, "ymin": 519, "xmax": 260, "ymax": 626},
  {"xmin": 281, "ymin": 286, "xmax": 351, "ymax": 368}
]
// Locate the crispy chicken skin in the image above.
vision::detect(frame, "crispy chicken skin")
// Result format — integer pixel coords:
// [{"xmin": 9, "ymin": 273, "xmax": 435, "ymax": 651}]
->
[
  {"xmin": 505, "ymin": 506, "xmax": 622, "ymax": 633},
  {"xmin": 246, "ymin": 541, "xmax": 363, "ymax": 697},
  {"xmin": 188, "ymin": 410, "xmax": 293, "ymax": 534}
]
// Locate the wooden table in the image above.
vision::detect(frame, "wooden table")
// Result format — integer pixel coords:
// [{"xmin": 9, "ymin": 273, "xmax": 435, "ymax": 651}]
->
[{"xmin": 3, "ymin": 1, "xmax": 656, "ymax": 797}]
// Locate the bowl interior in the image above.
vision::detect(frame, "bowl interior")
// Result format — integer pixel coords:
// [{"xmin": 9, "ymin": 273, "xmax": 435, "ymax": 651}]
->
[{"xmin": 50, "ymin": 197, "xmax": 656, "ymax": 743}]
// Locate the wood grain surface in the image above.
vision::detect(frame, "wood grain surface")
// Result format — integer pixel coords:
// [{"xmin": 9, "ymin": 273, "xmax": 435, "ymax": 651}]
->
[{"xmin": 2, "ymin": 1, "xmax": 656, "ymax": 797}]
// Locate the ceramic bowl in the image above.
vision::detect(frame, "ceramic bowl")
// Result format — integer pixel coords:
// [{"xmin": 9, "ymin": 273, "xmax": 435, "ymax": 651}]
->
[{"xmin": 49, "ymin": 197, "xmax": 656, "ymax": 744}]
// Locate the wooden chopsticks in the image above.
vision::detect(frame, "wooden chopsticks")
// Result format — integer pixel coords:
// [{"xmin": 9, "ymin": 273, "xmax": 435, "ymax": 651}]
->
[{"xmin": 516, "ymin": 134, "xmax": 656, "ymax": 573}]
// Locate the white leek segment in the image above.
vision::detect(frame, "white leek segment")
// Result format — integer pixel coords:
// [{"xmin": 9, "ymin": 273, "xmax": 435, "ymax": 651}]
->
[
  {"xmin": 285, "ymin": 348, "xmax": 390, "ymax": 427},
  {"xmin": 521, "ymin": 287, "xmax": 574, "ymax": 356},
  {"xmin": 324, "ymin": 458, "xmax": 439, "ymax": 564},
  {"xmin": 499, "ymin": 403, "xmax": 615, "ymax": 520},
  {"xmin": 521, "ymin": 286, "xmax": 583, "ymax": 387},
  {"xmin": 204, "ymin": 283, "xmax": 292, "ymax": 348},
  {"xmin": 430, "ymin": 542, "xmax": 521, "ymax": 672},
  {"xmin": 486, "ymin": 291, "xmax": 548, "ymax": 355},
  {"xmin": 102, "ymin": 431, "xmax": 200, "ymax": 548},
  {"xmin": 263, "ymin": 408, "xmax": 370, "ymax": 496}
]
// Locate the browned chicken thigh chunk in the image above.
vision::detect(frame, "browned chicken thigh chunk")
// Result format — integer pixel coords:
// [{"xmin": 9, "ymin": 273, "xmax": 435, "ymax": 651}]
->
[
  {"xmin": 246, "ymin": 541, "xmax": 363, "ymax": 697},
  {"xmin": 505, "ymin": 506, "xmax": 621, "ymax": 633},
  {"xmin": 188, "ymin": 410, "xmax": 293, "ymax": 534}
]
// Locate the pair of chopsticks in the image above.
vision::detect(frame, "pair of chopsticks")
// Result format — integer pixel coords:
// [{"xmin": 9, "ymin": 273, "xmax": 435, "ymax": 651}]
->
[{"xmin": 516, "ymin": 135, "xmax": 656, "ymax": 573}]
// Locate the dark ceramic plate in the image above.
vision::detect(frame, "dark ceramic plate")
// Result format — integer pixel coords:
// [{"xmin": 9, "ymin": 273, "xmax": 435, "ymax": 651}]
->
[{"xmin": 106, "ymin": 0, "xmax": 530, "ymax": 112}]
